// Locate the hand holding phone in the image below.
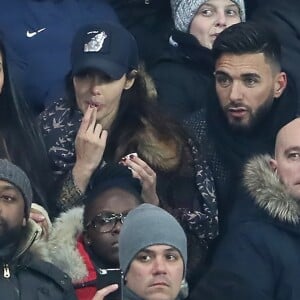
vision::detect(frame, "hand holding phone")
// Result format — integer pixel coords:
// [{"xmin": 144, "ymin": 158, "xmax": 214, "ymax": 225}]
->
[
  {"xmin": 92, "ymin": 284, "xmax": 119, "ymax": 300},
  {"xmin": 96, "ymin": 268, "xmax": 123, "ymax": 300}
]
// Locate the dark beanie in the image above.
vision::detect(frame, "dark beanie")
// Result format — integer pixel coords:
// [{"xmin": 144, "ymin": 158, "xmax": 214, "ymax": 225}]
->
[
  {"xmin": 0, "ymin": 159, "xmax": 32, "ymax": 218},
  {"xmin": 119, "ymin": 203, "xmax": 187, "ymax": 277},
  {"xmin": 84, "ymin": 163, "xmax": 142, "ymax": 206}
]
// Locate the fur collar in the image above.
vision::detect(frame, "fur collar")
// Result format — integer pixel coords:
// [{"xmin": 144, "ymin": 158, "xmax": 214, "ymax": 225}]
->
[
  {"xmin": 35, "ymin": 207, "xmax": 88, "ymax": 282},
  {"xmin": 243, "ymin": 155, "xmax": 300, "ymax": 225},
  {"xmin": 136, "ymin": 120, "xmax": 182, "ymax": 171}
]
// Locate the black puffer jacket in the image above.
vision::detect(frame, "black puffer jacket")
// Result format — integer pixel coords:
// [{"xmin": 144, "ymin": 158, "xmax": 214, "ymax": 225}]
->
[
  {"xmin": 150, "ymin": 30, "xmax": 214, "ymax": 119},
  {"xmin": 211, "ymin": 155, "xmax": 300, "ymax": 300},
  {"xmin": 0, "ymin": 220, "xmax": 76, "ymax": 300}
]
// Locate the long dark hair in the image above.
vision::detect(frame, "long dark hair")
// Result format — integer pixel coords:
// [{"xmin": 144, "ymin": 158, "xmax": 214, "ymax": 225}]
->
[
  {"xmin": 65, "ymin": 64, "xmax": 188, "ymax": 167},
  {"xmin": 0, "ymin": 39, "xmax": 52, "ymax": 211}
]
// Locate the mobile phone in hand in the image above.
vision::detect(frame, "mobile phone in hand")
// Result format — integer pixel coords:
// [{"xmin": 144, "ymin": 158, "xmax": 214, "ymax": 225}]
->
[{"xmin": 96, "ymin": 268, "xmax": 123, "ymax": 300}]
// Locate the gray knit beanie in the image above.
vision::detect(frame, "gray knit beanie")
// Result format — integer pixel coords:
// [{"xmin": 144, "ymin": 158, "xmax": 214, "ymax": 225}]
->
[
  {"xmin": 0, "ymin": 159, "xmax": 32, "ymax": 219},
  {"xmin": 171, "ymin": 0, "xmax": 246, "ymax": 32},
  {"xmin": 119, "ymin": 203, "xmax": 187, "ymax": 277}
]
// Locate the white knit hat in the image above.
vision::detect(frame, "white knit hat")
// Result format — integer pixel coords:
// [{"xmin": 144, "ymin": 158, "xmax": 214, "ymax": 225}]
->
[{"xmin": 170, "ymin": 0, "xmax": 246, "ymax": 32}]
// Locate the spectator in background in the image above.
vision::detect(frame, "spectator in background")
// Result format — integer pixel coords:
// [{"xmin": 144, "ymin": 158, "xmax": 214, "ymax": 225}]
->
[
  {"xmin": 107, "ymin": 0, "xmax": 173, "ymax": 69},
  {"xmin": 0, "ymin": 159, "xmax": 76, "ymax": 299},
  {"xmin": 150, "ymin": 0, "xmax": 245, "ymax": 119},
  {"xmin": 207, "ymin": 118, "xmax": 300, "ymax": 300},
  {"xmin": 119, "ymin": 203, "xmax": 188, "ymax": 300},
  {"xmin": 39, "ymin": 163, "xmax": 144, "ymax": 300},
  {"xmin": 0, "ymin": 0, "xmax": 118, "ymax": 114},
  {"xmin": 0, "ymin": 36, "xmax": 52, "ymax": 214}
]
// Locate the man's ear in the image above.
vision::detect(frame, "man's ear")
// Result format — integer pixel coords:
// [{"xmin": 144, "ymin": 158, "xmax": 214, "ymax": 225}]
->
[
  {"xmin": 269, "ymin": 158, "xmax": 278, "ymax": 173},
  {"xmin": 274, "ymin": 72, "xmax": 287, "ymax": 99}
]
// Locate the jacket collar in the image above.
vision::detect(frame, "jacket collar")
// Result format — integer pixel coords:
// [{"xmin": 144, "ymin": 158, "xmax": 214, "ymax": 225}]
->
[
  {"xmin": 243, "ymin": 155, "xmax": 300, "ymax": 224},
  {"xmin": 35, "ymin": 207, "xmax": 89, "ymax": 282},
  {"xmin": 123, "ymin": 286, "xmax": 143, "ymax": 300},
  {"xmin": 16, "ymin": 219, "xmax": 41, "ymax": 258},
  {"xmin": 0, "ymin": 219, "xmax": 41, "ymax": 263}
]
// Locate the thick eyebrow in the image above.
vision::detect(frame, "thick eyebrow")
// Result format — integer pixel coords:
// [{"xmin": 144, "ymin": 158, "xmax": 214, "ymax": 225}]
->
[
  {"xmin": 0, "ymin": 184, "xmax": 19, "ymax": 195},
  {"xmin": 214, "ymin": 70, "xmax": 230, "ymax": 77},
  {"xmin": 215, "ymin": 71, "xmax": 261, "ymax": 80},
  {"xmin": 240, "ymin": 73, "xmax": 261, "ymax": 80},
  {"xmin": 138, "ymin": 247, "xmax": 177, "ymax": 255}
]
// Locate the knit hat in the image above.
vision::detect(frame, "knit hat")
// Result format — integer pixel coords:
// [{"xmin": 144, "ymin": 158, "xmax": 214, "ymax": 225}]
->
[
  {"xmin": 0, "ymin": 159, "xmax": 33, "ymax": 219},
  {"xmin": 119, "ymin": 203, "xmax": 187, "ymax": 277},
  {"xmin": 170, "ymin": 0, "xmax": 246, "ymax": 32},
  {"xmin": 84, "ymin": 163, "xmax": 143, "ymax": 207}
]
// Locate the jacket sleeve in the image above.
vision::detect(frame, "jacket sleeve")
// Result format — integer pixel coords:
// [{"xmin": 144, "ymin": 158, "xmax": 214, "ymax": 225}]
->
[{"xmin": 211, "ymin": 223, "xmax": 276, "ymax": 300}]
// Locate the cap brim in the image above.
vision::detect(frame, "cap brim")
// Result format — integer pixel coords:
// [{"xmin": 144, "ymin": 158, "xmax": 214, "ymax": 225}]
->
[{"xmin": 72, "ymin": 56, "xmax": 127, "ymax": 80}]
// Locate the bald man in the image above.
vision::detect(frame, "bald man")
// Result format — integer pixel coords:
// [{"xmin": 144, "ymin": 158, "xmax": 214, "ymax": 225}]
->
[{"xmin": 201, "ymin": 117, "xmax": 300, "ymax": 300}]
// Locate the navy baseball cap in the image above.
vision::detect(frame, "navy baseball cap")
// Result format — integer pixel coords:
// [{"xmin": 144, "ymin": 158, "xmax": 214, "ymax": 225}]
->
[{"xmin": 71, "ymin": 22, "xmax": 139, "ymax": 79}]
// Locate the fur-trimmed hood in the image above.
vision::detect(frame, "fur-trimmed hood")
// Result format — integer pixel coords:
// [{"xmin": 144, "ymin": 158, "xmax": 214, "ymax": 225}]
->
[
  {"xmin": 135, "ymin": 118, "xmax": 182, "ymax": 171},
  {"xmin": 35, "ymin": 207, "xmax": 88, "ymax": 282},
  {"xmin": 243, "ymin": 155, "xmax": 300, "ymax": 225}
]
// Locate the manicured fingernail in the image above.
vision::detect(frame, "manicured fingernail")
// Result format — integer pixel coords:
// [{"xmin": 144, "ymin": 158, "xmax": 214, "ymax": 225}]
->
[{"xmin": 121, "ymin": 157, "xmax": 126, "ymax": 161}]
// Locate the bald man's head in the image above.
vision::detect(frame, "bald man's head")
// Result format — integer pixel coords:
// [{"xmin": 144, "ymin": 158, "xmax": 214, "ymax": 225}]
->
[{"xmin": 270, "ymin": 118, "xmax": 300, "ymax": 200}]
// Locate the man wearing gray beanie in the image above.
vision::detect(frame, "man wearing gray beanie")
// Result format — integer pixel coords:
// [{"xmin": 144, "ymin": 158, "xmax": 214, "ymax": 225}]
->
[
  {"xmin": 118, "ymin": 203, "xmax": 187, "ymax": 300},
  {"xmin": 0, "ymin": 159, "xmax": 33, "ymax": 219},
  {"xmin": 0, "ymin": 159, "xmax": 77, "ymax": 299}
]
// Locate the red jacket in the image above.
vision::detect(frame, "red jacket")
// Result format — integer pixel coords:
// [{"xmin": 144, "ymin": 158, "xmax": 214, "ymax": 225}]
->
[{"xmin": 75, "ymin": 237, "xmax": 98, "ymax": 300}]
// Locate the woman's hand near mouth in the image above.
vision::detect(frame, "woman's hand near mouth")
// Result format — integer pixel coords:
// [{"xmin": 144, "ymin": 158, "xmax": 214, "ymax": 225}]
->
[{"xmin": 73, "ymin": 105, "xmax": 108, "ymax": 193}]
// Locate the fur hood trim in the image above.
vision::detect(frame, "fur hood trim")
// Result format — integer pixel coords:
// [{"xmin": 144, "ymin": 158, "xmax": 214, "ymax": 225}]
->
[
  {"xmin": 243, "ymin": 155, "xmax": 300, "ymax": 225},
  {"xmin": 136, "ymin": 120, "xmax": 182, "ymax": 171},
  {"xmin": 35, "ymin": 207, "xmax": 88, "ymax": 282}
]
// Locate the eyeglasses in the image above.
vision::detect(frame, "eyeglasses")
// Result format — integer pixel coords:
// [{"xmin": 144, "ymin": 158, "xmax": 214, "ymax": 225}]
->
[{"xmin": 86, "ymin": 212, "xmax": 128, "ymax": 233}]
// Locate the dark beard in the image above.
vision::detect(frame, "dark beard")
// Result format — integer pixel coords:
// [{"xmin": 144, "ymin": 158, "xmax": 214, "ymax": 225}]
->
[
  {"xmin": 0, "ymin": 221, "xmax": 23, "ymax": 249},
  {"xmin": 226, "ymin": 97, "xmax": 274, "ymax": 135}
]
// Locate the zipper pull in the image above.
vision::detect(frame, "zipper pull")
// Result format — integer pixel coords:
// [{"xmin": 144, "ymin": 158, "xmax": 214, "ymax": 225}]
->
[
  {"xmin": 3, "ymin": 264, "xmax": 10, "ymax": 278},
  {"xmin": 145, "ymin": 0, "xmax": 150, "ymax": 4}
]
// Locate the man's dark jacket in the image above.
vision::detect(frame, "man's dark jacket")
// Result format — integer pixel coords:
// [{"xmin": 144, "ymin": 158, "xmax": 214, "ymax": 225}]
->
[
  {"xmin": 0, "ymin": 220, "xmax": 76, "ymax": 299},
  {"xmin": 210, "ymin": 155, "xmax": 300, "ymax": 300}
]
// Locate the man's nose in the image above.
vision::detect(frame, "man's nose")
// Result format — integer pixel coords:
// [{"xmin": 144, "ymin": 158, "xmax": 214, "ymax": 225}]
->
[
  {"xmin": 152, "ymin": 257, "xmax": 167, "ymax": 274},
  {"xmin": 229, "ymin": 80, "xmax": 243, "ymax": 102}
]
